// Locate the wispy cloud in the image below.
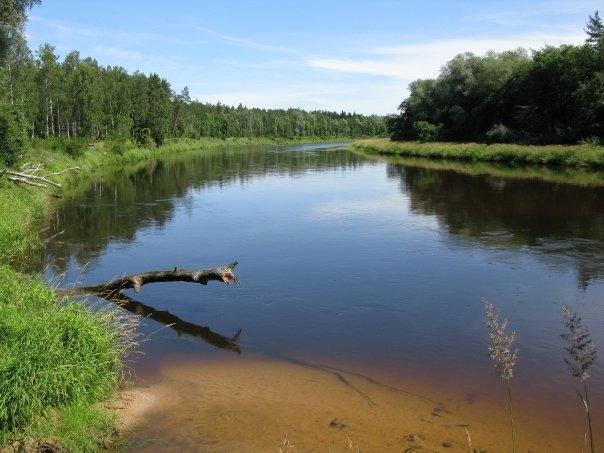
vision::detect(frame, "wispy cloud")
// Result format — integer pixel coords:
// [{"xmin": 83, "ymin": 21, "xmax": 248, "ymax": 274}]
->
[
  {"xmin": 191, "ymin": 25, "xmax": 291, "ymax": 52},
  {"xmin": 29, "ymin": 15, "xmax": 167, "ymax": 44},
  {"xmin": 307, "ymin": 31, "xmax": 585, "ymax": 80},
  {"xmin": 191, "ymin": 80, "xmax": 402, "ymax": 114}
]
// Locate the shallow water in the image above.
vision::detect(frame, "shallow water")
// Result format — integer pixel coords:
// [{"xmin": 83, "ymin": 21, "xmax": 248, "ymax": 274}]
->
[{"xmin": 44, "ymin": 143, "xmax": 604, "ymax": 451}]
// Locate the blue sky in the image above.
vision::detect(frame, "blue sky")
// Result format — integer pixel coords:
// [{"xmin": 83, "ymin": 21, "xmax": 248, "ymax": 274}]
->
[{"xmin": 26, "ymin": 0, "xmax": 598, "ymax": 114}]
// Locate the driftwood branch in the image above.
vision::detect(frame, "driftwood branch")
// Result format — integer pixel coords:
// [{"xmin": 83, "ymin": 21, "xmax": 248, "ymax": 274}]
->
[
  {"xmin": 59, "ymin": 262, "xmax": 240, "ymax": 296},
  {"xmin": 0, "ymin": 164, "xmax": 80, "ymax": 189}
]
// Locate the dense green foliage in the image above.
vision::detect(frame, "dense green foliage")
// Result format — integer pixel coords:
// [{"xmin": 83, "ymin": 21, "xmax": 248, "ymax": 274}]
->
[
  {"xmin": 0, "ymin": 0, "xmax": 40, "ymax": 62},
  {"xmin": 0, "ymin": 265, "xmax": 127, "ymax": 443},
  {"xmin": 0, "ymin": 99, "xmax": 26, "ymax": 165},
  {"xmin": 387, "ymin": 13, "xmax": 604, "ymax": 144}
]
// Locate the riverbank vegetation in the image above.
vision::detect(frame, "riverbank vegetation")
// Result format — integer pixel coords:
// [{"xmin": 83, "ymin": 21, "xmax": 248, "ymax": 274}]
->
[
  {"xmin": 353, "ymin": 138, "xmax": 604, "ymax": 167},
  {"xmin": 386, "ymin": 12, "xmax": 604, "ymax": 145},
  {"xmin": 0, "ymin": 264, "xmax": 136, "ymax": 450}
]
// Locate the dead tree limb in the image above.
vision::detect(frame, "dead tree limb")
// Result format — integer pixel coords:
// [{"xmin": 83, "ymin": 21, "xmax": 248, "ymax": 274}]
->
[
  {"xmin": 6, "ymin": 175, "xmax": 49, "ymax": 188},
  {"xmin": 58, "ymin": 262, "xmax": 240, "ymax": 296},
  {"xmin": 0, "ymin": 164, "xmax": 80, "ymax": 189},
  {"xmin": 6, "ymin": 170, "xmax": 62, "ymax": 187}
]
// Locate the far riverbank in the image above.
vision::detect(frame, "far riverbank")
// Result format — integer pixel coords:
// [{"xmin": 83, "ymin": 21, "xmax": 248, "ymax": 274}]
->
[{"xmin": 353, "ymin": 138, "xmax": 604, "ymax": 168}]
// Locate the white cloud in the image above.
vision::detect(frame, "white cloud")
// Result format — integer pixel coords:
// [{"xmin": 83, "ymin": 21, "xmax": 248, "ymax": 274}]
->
[
  {"xmin": 191, "ymin": 25, "xmax": 291, "ymax": 52},
  {"xmin": 307, "ymin": 31, "xmax": 586, "ymax": 80},
  {"xmin": 191, "ymin": 81, "xmax": 402, "ymax": 115}
]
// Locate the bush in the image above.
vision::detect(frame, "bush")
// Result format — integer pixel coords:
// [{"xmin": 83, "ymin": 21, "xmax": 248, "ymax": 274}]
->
[
  {"xmin": 486, "ymin": 124, "xmax": 519, "ymax": 143},
  {"xmin": 413, "ymin": 121, "xmax": 441, "ymax": 142},
  {"xmin": 105, "ymin": 139, "xmax": 130, "ymax": 156},
  {"xmin": 48, "ymin": 137, "xmax": 87, "ymax": 158},
  {"xmin": 578, "ymin": 135, "xmax": 602, "ymax": 146},
  {"xmin": 133, "ymin": 127, "xmax": 154, "ymax": 147},
  {"xmin": 0, "ymin": 103, "xmax": 27, "ymax": 166}
]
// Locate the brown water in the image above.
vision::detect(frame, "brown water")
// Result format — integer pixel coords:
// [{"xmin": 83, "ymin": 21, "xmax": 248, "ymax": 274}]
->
[{"xmin": 44, "ymin": 143, "xmax": 604, "ymax": 451}]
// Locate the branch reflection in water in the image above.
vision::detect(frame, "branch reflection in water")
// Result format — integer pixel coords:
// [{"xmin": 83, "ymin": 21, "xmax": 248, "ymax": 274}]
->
[{"xmin": 106, "ymin": 291, "xmax": 242, "ymax": 353}]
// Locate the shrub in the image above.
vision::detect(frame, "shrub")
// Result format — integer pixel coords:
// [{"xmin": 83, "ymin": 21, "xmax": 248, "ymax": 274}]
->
[
  {"xmin": 48, "ymin": 137, "xmax": 86, "ymax": 158},
  {"xmin": 578, "ymin": 135, "xmax": 602, "ymax": 146},
  {"xmin": 106, "ymin": 139, "xmax": 129, "ymax": 156},
  {"xmin": 133, "ymin": 127, "xmax": 154, "ymax": 147},
  {"xmin": 413, "ymin": 121, "xmax": 441, "ymax": 142},
  {"xmin": 486, "ymin": 124, "xmax": 519, "ymax": 143},
  {"xmin": 0, "ymin": 103, "xmax": 27, "ymax": 166}
]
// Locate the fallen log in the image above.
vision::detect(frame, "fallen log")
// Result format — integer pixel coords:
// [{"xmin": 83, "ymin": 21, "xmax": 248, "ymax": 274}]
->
[
  {"xmin": 0, "ymin": 164, "xmax": 80, "ymax": 189},
  {"xmin": 58, "ymin": 262, "xmax": 239, "ymax": 296}
]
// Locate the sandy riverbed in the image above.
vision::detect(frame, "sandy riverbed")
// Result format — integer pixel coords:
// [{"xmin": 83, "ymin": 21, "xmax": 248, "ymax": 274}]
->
[{"xmin": 114, "ymin": 353, "xmax": 585, "ymax": 452}]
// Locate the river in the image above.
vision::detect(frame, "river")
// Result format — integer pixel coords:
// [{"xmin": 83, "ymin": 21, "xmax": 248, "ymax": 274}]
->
[{"xmin": 44, "ymin": 143, "xmax": 604, "ymax": 452}]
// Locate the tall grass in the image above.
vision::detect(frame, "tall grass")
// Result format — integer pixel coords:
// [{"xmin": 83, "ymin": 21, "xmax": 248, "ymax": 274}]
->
[
  {"xmin": 0, "ymin": 181, "xmax": 44, "ymax": 262},
  {"xmin": 353, "ymin": 138, "xmax": 604, "ymax": 168},
  {"xmin": 561, "ymin": 305, "xmax": 597, "ymax": 453},
  {"xmin": 0, "ymin": 265, "xmax": 137, "ymax": 447},
  {"xmin": 483, "ymin": 299, "xmax": 518, "ymax": 453}
]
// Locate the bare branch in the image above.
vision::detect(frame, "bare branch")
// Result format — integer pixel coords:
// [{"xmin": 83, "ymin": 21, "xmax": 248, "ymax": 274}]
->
[
  {"xmin": 5, "ymin": 170, "xmax": 61, "ymax": 187},
  {"xmin": 56, "ymin": 262, "xmax": 240, "ymax": 296},
  {"xmin": 7, "ymin": 175, "xmax": 49, "ymax": 188}
]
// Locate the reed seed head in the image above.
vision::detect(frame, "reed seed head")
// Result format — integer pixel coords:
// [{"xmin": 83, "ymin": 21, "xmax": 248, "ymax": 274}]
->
[
  {"xmin": 483, "ymin": 298, "xmax": 518, "ymax": 382},
  {"xmin": 561, "ymin": 304, "xmax": 597, "ymax": 382}
]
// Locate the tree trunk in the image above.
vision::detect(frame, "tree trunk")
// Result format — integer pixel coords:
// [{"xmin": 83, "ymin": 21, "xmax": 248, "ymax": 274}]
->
[{"xmin": 50, "ymin": 99, "xmax": 55, "ymax": 136}]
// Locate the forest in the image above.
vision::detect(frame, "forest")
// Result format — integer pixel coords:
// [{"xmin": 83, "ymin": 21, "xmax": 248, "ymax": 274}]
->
[
  {"xmin": 0, "ymin": 1, "xmax": 386, "ymax": 166},
  {"xmin": 386, "ymin": 12, "xmax": 604, "ymax": 145}
]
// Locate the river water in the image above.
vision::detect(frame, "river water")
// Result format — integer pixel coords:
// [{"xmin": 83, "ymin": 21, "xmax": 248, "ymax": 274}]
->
[{"xmin": 44, "ymin": 143, "xmax": 604, "ymax": 451}]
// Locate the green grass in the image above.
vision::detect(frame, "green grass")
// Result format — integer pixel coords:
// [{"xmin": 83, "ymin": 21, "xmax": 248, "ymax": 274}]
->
[
  {"xmin": 0, "ymin": 265, "xmax": 135, "ymax": 450},
  {"xmin": 0, "ymin": 182, "xmax": 43, "ymax": 263},
  {"xmin": 353, "ymin": 138, "xmax": 604, "ymax": 168},
  {"xmin": 26, "ymin": 402, "xmax": 118, "ymax": 452}
]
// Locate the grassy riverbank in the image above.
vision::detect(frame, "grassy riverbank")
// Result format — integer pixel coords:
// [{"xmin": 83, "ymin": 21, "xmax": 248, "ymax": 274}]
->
[
  {"xmin": 353, "ymin": 138, "xmax": 604, "ymax": 168},
  {"xmin": 0, "ymin": 136, "xmax": 345, "ymax": 449},
  {"xmin": 0, "ymin": 265, "xmax": 134, "ymax": 451}
]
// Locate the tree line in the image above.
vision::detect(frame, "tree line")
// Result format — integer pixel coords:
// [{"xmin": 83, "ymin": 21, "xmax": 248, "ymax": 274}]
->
[
  {"xmin": 387, "ymin": 12, "xmax": 604, "ymax": 145},
  {"xmin": 0, "ymin": 1, "xmax": 386, "ymax": 165}
]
